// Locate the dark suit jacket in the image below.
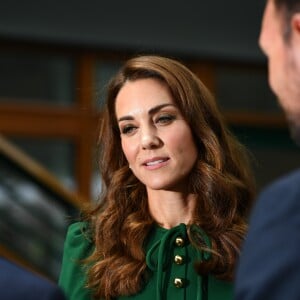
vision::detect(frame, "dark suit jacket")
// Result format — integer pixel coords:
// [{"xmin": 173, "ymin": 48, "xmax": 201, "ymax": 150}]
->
[
  {"xmin": 0, "ymin": 257, "xmax": 66, "ymax": 300},
  {"xmin": 235, "ymin": 169, "xmax": 300, "ymax": 300}
]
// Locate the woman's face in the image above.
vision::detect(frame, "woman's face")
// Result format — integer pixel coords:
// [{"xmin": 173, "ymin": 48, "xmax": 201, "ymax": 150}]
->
[{"xmin": 115, "ymin": 78, "xmax": 198, "ymax": 192}]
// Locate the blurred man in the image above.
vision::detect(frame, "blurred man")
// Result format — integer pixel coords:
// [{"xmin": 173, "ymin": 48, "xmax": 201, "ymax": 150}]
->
[
  {"xmin": 0, "ymin": 257, "xmax": 66, "ymax": 300},
  {"xmin": 235, "ymin": 0, "xmax": 300, "ymax": 299}
]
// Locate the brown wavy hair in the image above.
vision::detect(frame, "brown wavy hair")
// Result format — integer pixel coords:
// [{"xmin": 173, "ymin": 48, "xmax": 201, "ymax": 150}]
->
[{"xmin": 85, "ymin": 55, "xmax": 256, "ymax": 299}]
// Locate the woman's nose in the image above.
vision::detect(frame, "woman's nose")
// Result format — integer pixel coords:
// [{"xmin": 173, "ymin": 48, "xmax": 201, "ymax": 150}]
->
[{"xmin": 140, "ymin": 127, "xmax": 161, "ymax": 149}]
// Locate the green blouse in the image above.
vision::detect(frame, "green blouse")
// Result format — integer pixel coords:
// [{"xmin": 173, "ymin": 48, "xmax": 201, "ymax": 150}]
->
[{"xmin": 59, "ymin": 222, "xmax": 233, "ymax": 300}]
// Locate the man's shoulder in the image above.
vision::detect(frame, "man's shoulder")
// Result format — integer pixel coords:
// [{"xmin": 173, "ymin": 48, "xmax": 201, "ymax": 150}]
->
[
  {"xmin": 0, "ymin": 257, "xmax": 38, "ymax": 282},
  {"xmin": 0, "ymin": 258, "xmax": 66, "ymax": 299},
  {"xmin": 260, "ymin": 168, "xmax": 300, "ymax": 199},
  {"xmin": 251, "ymin": 168, "xmax": 300, "ymax": 221}
]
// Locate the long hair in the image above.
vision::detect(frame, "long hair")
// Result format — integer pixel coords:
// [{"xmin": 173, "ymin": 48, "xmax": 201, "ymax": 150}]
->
[{"xmin": 85, "ymin": 55, "xmax": 256, "ymax": 299}]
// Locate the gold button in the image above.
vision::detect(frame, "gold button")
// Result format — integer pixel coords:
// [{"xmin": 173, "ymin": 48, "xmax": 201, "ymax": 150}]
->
[
  {"xmin": 174, "ymin": 255, "xmax": 184, "ymax": 265},
  {"xmin": 174, "ymin": 278, "xmax": 184, "ymax": 288},
  {"xmin": 175, "ymin": 237, "xmax": 184, "ymax": 247}
]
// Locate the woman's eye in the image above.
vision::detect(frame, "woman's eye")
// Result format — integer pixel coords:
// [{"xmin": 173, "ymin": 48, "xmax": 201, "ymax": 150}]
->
[
  {"xmin": 156, "ymin": 114, "xmax": 175, "ymax": 124},
  {"xmin": 121, "ymin": 125, "xmax": 136, "ymax": 135}
]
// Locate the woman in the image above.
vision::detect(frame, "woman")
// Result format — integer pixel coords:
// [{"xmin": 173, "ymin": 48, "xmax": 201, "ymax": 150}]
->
[{"xmin": 59, "ymin": 55, "xmax": 255, "ymax": 300}]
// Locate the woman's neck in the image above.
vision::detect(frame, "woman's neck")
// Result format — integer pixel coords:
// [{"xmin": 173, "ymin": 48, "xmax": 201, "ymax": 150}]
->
[{"xmin": 146, "ymin": 189, "xmax": 196, "ymax": 229}]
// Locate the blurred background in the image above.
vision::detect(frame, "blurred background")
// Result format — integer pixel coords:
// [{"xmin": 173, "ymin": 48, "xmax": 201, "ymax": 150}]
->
[{"xmin": 1, "ymin": 0, "xmax": 299, "ymax": 282}]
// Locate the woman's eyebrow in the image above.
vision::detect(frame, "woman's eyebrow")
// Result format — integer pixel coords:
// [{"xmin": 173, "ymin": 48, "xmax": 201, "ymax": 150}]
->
[
  {"xmin": 118, "ymin": 103, "xmax": 175, "ymax": 123},
  {"xmin": 148, "ymin": 103, "xmax": 175, "ymax": 115},
  {"xmin": 118, "ymin": 115, "xmax": 134, "ymax": 122}
]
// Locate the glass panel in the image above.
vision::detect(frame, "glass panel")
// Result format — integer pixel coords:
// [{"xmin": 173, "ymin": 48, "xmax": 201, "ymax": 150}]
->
[
  {"xmin": 94, "ymin": 60, "xmax": 122, "ymax": 108},
  {"xmin": 233, "ymin": 126, "xmax": 300, "ymax": 190},
  {"xmin": 0, "ymin": 155, "xmax": 79, "ymax": 281},
  {"xmin": 10, "ymin": 137, "xmax": 76, "ymax": 191},
  {"xmin": 0, "ymin": 51, "xmax": 75, "ymax": 106},
  {"xmin": 216, "ymin": 66, "xmax": 280, "ymax": 112}
]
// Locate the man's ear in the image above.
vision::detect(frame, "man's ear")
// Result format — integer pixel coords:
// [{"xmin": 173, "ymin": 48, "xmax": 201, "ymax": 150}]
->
[{"xmin": 291, "ymin": 13, "xmax": 300, "ymax": 38}]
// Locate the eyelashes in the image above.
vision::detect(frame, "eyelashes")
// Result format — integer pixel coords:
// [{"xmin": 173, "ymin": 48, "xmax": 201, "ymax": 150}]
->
[
  {"xmin": 121, "ymin": 125, "xmax": 136, "ymax": 135},
  {"xmin": 119, "ymin": 113, "xmax": 177, "ymax": 136},
  {"xmin": 155, "ymin": 114, "xmax": 176, "ymax": 124}
]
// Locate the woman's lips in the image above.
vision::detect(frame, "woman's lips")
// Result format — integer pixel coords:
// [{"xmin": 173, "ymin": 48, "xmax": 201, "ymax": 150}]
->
[{"xmin": 143, "ymin": 157, "xmax": 170, "ymax": 169}]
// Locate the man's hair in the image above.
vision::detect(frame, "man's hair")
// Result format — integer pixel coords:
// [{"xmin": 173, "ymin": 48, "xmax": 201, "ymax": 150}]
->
[
  {"xmin": 274, "ymin": 0, "xmax": 300, "ymax": 16},
  {"xmin": 274, "ymin": 0, "xmax": 300, "ymax": 39}
]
